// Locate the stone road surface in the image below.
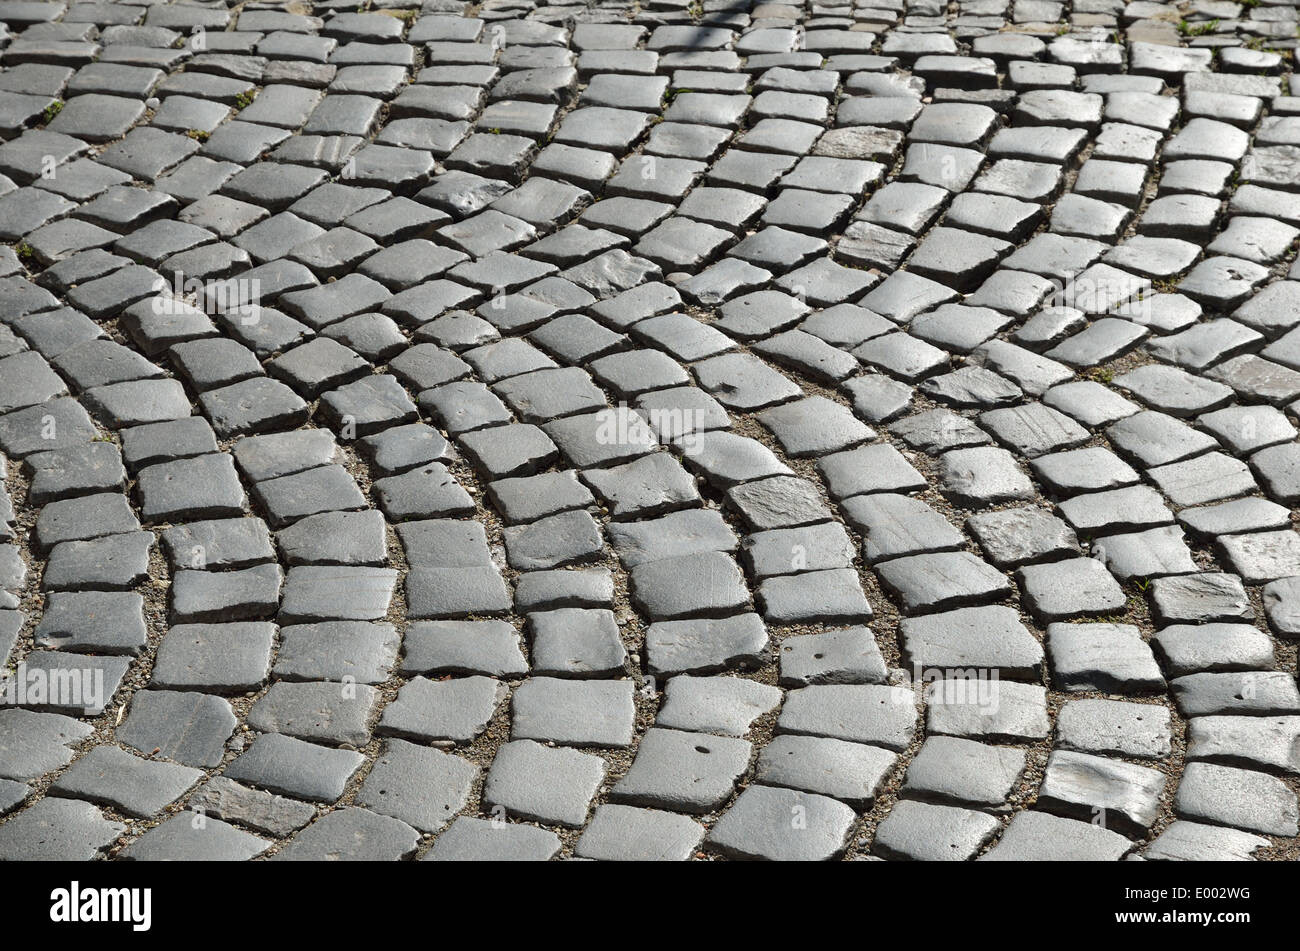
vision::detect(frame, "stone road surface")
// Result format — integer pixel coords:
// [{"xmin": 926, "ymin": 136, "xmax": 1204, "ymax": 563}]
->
[{"xmin": 0, "ymin": 0, "xmax": 1299, "ymax": 861}]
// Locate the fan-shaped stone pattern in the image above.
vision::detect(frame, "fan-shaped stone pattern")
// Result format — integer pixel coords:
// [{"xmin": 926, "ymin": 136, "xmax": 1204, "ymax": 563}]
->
[{"xmin": 0, "ymin": 0, "xmax": 1296, "ymax": 865}]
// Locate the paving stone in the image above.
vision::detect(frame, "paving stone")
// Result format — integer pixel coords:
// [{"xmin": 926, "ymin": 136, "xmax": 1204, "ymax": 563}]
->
[
  {"xmin": 726, "ymin": 476, "xmax": 831, "ymax": 532},
  {"xmin": 231, "ymin": 430, "xmax": 339, "ymax": 483},
  {"xmin": 376, "ymin": 673, "xmax": 505, "ymax": 747},
  {"xmin": 1150, "ymin": 572, "xmax": 1253, "ymax": 625},
  {"xmin": 967, "ymin": 507, "xmax": 1079, "ymax": 568},
  {"xmin": 939, "ymin": 446, "xmax": 1034, "ymax": 506},
  {"xmin": 919, "ymin": 365, "xmax": 1021, "ymax": 408},
  {"xmin": 397, "ymin": 619, "xmax": 524, "ymax": 680},
  {"xmin": 0, "ymin": 797, "xmax": 125, "ymax": 861},
  {"xmin": 34, "ymin": 589, "xmax": 147, "ymax": 655},
  {"xmin": 514, "ymin": 568, "xmax": 612, "ymax": 614},
  {"xmin": 0, "ymin": 650, "xmax": 129, "ymax": 716},
  {"xmin": 543, "ymin": 406, "xmax": 658, "ymax": 468},
  {"xmin": 1149, "ymin": 452, "xmax": 1258, "ymax": 508},
  {"xmin": 137, "ymin": 452, "xmax": 247, "ymax": 523},
  {"xmin": 486, "ymin": 469, "xmax": 592, "ymax": 526},
  {"xmin": 644, "ymin": 612, "xmax": 768, "ymax": 678},
  {"xmin": 528, "ymin": 607, "xmax": 626, "ymax": 679},
  {"xmin": 276, "ymin": 510, "xmax": 386, "ymax": 567},
  {"xmin": 1047, "ymin": 623, "xmax": 1165, "ymax": 694},
  {"xmin": 900, "ymin": 606, "xmax": 1043, "ymax": 681},
  {"xmin": 503, "ymin": 509, "xmax": 602, "ymax": 571},
  {"xmin": 874, "ymin": 799, "xmax": 1003, "ymax": 861},
  {"xmin": 923, "ymin": 676, "xmax": 1049, "ymax": 744},
  {"xmin": 483, "ymin": 739, "xmax": 604, "ymax": 828},
  {"xmin": 777, "ymin": 683, "xmax": 918, "ymax": 752},
  {"xmin": 275, "ymin": 621, "xmax": 399, "ymax": 684},
  {"xmin": 169, "ymin": 560, "xmax": 283, "ymax": 622},
  {"xmin": 741, "ymin": 520, "xmax": 854, "ymax": 582},
  {"xmin": 1115, "ymin": 364, "xmax": 1234, "ymax": 418},
  {"xmin": 1018, "ymin": 558, "xmax": 1126, "ymax": 624},
  {"xmin": 356, "ymin": 739, "xmax": 476, "ymax": 833},
  {"xmin": 842, "ymin": 494, "xmax": 964, "ymax": 565},
  {"xmin": 901, "ymin": 735, "xmax": 1026, "ymax": 812},
  {"xmin": 1093, "ymin": 526, "xmax": 1198, "ymax": 581},
  {"xmin": 224, "ymin": 732, "xmax": 364, "ymax": 804},
  {"xmin": 707, "ymin": 785, "xmax": 855, "ymax": 861},
  {"xmin": 1175, "ymin": 761, "xmax": 1298, "ymax": 837},
  {"xmin": 1057, "ymin": 485, "xmax": 1173, "ymax": 536},
  {"xmin": 1144, "ymin": 821, "xmax": 1269, "ymax": 862},
  {"xmin": 888, "ymin": 409, "xmax": 990, "ymax": 455},
  {"xmin": 153, "ymin": 622, "xmax": 274, "ymax": 693},
  {"xmin": 51, "ymin": 744, "xmax": 202, "ymax": 818},
  {"xmin": 43, "ymin": 530, "xmax": 153, "ymax": 591},
  {"xmin": 248, "ymin": 680, "xmax": 378, "ymax": 748},
  {"xmin": 423, "ymin": 815, "xmax": 559, "ymax": 861},
  {"xmin": 1149, "ymin": 315, "xmax": 1263, "ymax": 368},
  {"xmin": 1185, "ymin": 714, "xmax": 1300, "ymax": 776},
  {"xmin": 373, "ymin": 463, "xmax": 475, "ymax": 523},
  {"xmin": 33, "ymin": 492, "xmax": 141, "ymax": 554},
  {"xmin": 0, "ymin": 351, "xmax": 67, "ymax": 414},
  {"xmin": 1252, "ymin": 441, "xmax": 1300, "ymax": 504},
  {"xmin": 980, "ymin": 403, "xmax": 1090, "ymax": 458},
  {"xmin": 46, "ymin": 92, "xmax": 145, "ymax": 143},
  {"xmin": 1171, "ymin": 670, "xmax": 1300, "ymax": 719},
  {"xmin": 631, "ymin": 551, "xmax": 750, "ymax": 621},
  {"xmin": 405, "ymin": 563, "xmax": 511, "ymax": 620},
  {"xmin": 1200, "ymin": 404, "xmax": 1296, "ymax": 456},
  {"xmin": 580, "ymin": 453, "xmax": 699, "ymax": 521},
  {"xmin": 82, "ymin": 376, "xmax": 192, "ymax": 428},
  {"xmin": 652, "ymin": 672, "xmax": 778, "ymax": 735},
  {"xmin": 199, "ymin": 378, "xmax": 310, "ymax": 438},
  {"xmin": 876, "ymin": 552, "xmax": 1012, "ymax": 615},
  {"xmin": 1216, "ymin": 530, "xmax": 1300, "ymax": 584},
  {"xmin": 817, "ymin": 444, "xmax": 925, "ymax": 502},
  {"xmin": 678, "ymin": 432, "xmax": 792, "ymax": 490},
  {"xmin": 1034, "ymin": 749, "xmax": 1166, "ymax": 838},
  {"xmin": 1057, "ymin": 699, "xmax": 1172, "ymax": 760},
  {"xmin": 1262, "ymin": 575, "xmax": 1300, "ymax": 638},
  {"xmin": 573, "ymin": 804, "xmax": 703, "ymax": 862},
  {"xmin": 119, "ymin": 811, "xmax": 271, "ymax": 861},
  {"xmin": 753, "ymin": 733, "xmax": 895, "ymax": 810},
  {"xmin": 117, "ymin": 689, "xmax": 235, "ymax": 768},
  {"xmin": 981, "ymin": 810, "xmax": 1132, "ymax": 861},
  {"xmin": 1153, "ymin": 622, "xmax": 1276, "ymax": 677},
  {"xmin": 274, "ymin": 808, "xmax": 419, "ymax": 861},
  {"xmin": 0, "ymin": 708, "xmax": 93, "ymax": 782},
  {"xmin": 510, "ymin": 677, "xmax": 635, "ymax": 748}
]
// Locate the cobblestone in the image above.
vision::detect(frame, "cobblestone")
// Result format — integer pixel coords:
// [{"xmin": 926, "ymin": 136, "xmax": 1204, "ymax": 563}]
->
[{"xmin": 1, "ymin": 0, "xmax": 1298, "ymax": 865}]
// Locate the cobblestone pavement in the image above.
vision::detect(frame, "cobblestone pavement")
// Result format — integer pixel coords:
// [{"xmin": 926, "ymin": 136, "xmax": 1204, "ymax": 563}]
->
[{"xmin": 0, "ymin": 0, "xmax": 1298, "ymax": 863}]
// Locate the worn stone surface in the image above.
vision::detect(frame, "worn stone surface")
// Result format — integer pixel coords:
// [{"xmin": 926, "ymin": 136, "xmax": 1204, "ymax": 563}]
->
[{"xmin": 0, "ymin": 2, "xmax": 1296, "ymax": 864}]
